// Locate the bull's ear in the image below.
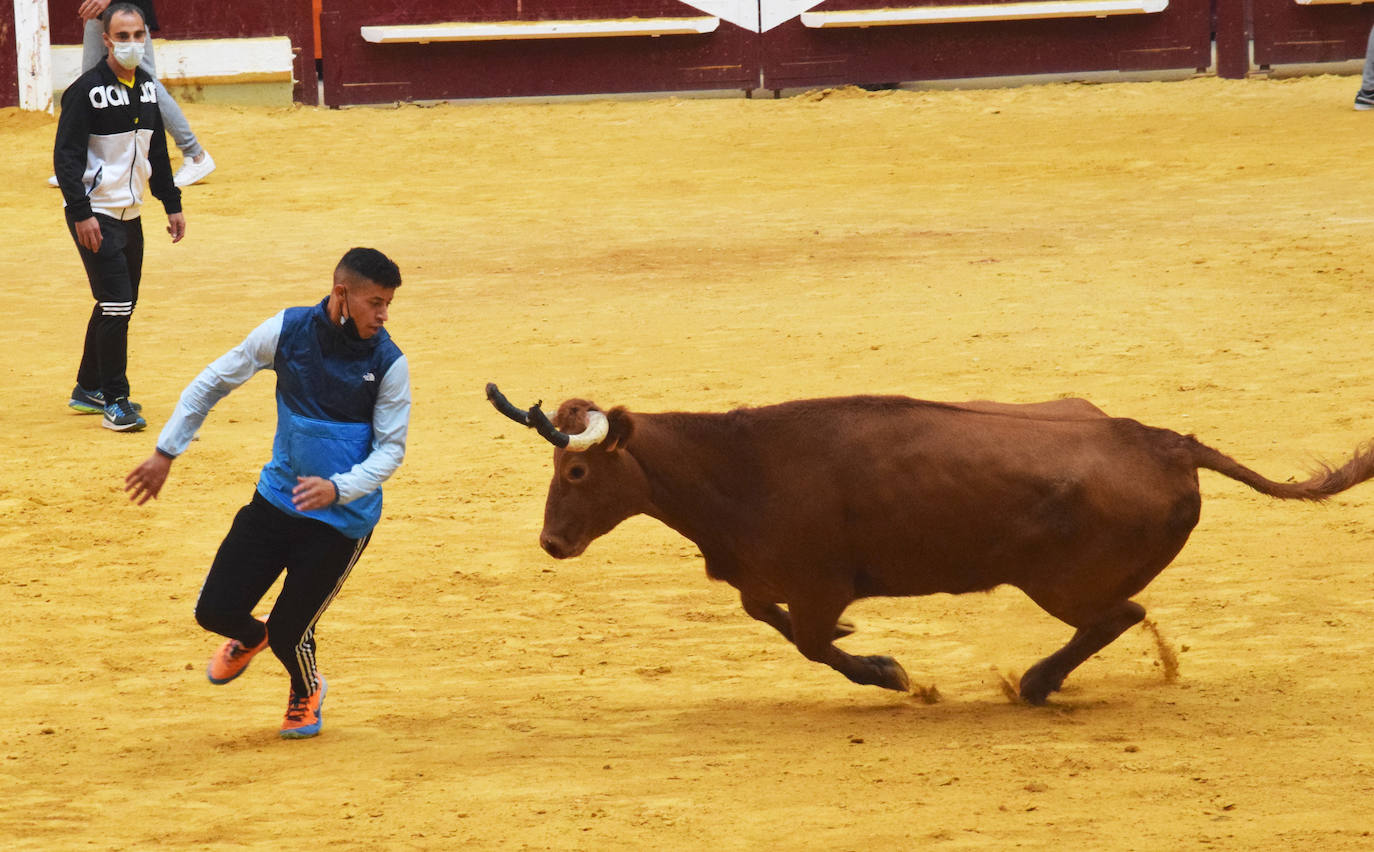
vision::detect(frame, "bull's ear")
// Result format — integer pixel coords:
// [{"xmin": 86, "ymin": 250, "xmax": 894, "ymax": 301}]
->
[{"xmin": 601, "ymin": 406, "xmax": 634, "ymax": 452}]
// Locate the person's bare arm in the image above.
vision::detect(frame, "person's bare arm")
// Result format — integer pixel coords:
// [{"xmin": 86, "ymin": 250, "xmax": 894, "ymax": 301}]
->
[{"xmin": 77, "ymin": 0, "xmax": 111, "ymax": 22}]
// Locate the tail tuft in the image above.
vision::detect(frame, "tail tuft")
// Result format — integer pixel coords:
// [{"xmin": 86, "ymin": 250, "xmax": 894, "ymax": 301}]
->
[{"xmin": 1189, "ymin": 437, "xmax": 1374, "ymax": 502}]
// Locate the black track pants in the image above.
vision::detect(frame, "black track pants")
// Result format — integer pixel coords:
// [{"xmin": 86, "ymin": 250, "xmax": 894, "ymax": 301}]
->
[
  {"xmin": 68, "ymin": 214, "xmax": 144, "ymax": 401},
  {"xmin": 194, "ymin": 491, "xmax": 370, "ymax": 696}
]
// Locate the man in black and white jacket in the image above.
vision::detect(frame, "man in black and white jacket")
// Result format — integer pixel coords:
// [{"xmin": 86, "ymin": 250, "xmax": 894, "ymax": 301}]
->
[{"xmin": 54, "ymin": 2, "xmax": 186, "ymax": 432}]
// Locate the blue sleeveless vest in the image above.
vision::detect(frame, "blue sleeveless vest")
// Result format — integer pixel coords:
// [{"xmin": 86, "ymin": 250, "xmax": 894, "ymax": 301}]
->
[{"xmin": 256, "ymin": 299, "xmax": 403, "ymax": 538}]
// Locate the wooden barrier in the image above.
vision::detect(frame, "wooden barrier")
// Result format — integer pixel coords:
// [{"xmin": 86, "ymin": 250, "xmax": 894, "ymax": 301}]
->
[
  {"xmin": 762, "ymin": 0, "xmax": 1211, "ymax": 92},
  {"xmin": 1252, "ymin": 0, "xmax": 1374, "ymax": 69},
  {"xmin": 7, "ymin": 0, "xmax": 1374, "ymax": 107},
  {"xmin": 319, "ymin": 0, "xmax": 759, "ymax": 104}
]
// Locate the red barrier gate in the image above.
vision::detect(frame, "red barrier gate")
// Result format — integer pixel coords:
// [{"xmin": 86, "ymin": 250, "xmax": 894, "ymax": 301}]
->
[
  {"xmin": 1252, "ymin": 0, "xmax": 1374, "ymax": 69},
  {"xmin": 319, "ymin": 0, "xmax": 760, "ymax": 105},
  {"xmin": 761, "ymin": 0, "xmax": 1213, "ymax": 92}
]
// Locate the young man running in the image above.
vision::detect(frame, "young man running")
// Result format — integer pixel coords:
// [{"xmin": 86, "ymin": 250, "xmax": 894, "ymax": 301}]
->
[{"xmin": 124, "ymin": 248, "xmax": 410, "ymax": 739}]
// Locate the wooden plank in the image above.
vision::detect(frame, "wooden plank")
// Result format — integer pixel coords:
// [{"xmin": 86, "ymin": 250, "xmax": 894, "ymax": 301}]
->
[
  {"xmin": 800, "ymin": 0, "xmax": 1169, "ymax": 28},
  {"xmin": 360, "ymin": 17, "xmax": 720, "ymax": 44}
]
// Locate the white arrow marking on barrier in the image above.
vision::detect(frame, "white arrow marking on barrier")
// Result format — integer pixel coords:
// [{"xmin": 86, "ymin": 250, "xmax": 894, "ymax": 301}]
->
[
  {"xmin": 677, "ymin": 0, "xmax": 830, "ymax": 32},
  {"xmin": 758, "ymin": 0, "xmax": 832, "ymax": 31},
  {"xmin": 676, "ymin": 0, "xmax": 757, "ymax": 30}
]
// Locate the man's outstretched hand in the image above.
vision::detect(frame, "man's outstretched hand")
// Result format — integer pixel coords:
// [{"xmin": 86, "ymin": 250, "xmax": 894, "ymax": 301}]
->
[{"xmin": 126, "ymin": 453, "xmax": 173, "ymax": 505}]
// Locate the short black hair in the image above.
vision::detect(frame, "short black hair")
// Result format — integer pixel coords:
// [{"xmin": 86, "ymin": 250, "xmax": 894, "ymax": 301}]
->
[
  {"xmin": 103, "ymin": 3, "xmax": 145, "ymax": 31},
  {"xmin": 336, "ymin": 247, "xmax": 401, "ymax": 289}
]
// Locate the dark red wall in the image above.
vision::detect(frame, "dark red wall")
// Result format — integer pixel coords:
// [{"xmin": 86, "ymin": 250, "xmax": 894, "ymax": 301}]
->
[{"xmin": 47, "ymin": 0, "xmax": 318, "ymax": 104}]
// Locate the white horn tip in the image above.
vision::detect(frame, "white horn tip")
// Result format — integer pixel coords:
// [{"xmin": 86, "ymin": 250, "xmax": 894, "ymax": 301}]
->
[{"xmin": 564, "ymin": 410, "xmax": 610, "ymax": 451}]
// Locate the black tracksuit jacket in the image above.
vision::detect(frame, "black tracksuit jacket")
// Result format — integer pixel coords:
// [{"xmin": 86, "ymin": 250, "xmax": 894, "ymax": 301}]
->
[{"xmin": 53, "ymin": 61, "xmax": 181, "ymax": 224}]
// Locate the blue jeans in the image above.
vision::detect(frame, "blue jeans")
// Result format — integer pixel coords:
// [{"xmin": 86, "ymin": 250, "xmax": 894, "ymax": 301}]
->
[{"xmin": 82, "ymin": 20, "xmax": 203, "ymax": 159}]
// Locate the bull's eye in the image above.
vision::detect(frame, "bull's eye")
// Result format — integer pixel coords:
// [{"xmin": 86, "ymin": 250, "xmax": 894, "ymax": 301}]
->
[{"xmin": 567, "ymin": 464, "xmax": 588, "ymax": 482}]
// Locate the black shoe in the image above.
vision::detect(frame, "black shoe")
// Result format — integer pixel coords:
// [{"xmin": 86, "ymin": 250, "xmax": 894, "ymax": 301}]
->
[
  {"xmin": 70, "ymin": 386, "xmax": 143, "ymax": 414},
  {"xmin": 102, "ymin": 397, "xmax": 147, "ymax": 432},
  {"xmin": 1355, "ymin": 90, "xmax": 1374, "ymax": 111},
  {"xmin": 69, "ymin": 385, "xmax": 105, "ymax": 414}
]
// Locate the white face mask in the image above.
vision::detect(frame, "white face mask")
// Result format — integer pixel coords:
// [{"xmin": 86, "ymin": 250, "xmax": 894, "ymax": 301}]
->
[{"xmin": 110, "ymin": 40, "xmax": 145, "ymax": 71}]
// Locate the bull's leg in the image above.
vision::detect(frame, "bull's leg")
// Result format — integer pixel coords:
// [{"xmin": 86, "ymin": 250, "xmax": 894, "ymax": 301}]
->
[
  {"xmin": 785, "ymin": 596, "xmax": 909, "ymax": 692},
  {"xmin": 1019, "ymin": 600, "xmax": 1146, "ymax": 705},
  {"xmin": 740, "ymin": 594, "xmax": 856, "ymax": 643}
]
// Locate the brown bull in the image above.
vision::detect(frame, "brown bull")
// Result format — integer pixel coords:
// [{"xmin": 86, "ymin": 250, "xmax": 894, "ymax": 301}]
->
[{"xmin": 487, "ymin": 384, "xmax": 1374, "ymax": 704}]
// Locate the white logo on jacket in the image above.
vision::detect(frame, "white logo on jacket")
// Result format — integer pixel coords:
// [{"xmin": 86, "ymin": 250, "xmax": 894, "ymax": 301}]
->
[
  {"xmin": 88, "ymin": 85, "xmax": 130, "ymax": 109},
  {"xmin": 85, "ymin": 81, "xmax": 157, "ymax": 109}
]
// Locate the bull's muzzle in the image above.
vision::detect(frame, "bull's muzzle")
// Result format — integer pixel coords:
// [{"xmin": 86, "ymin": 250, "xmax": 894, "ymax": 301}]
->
[
  {"xmin": 538, "ymin": 531, "xmax": 581, "ymax": 560},
  {"xmin": 485, "ymin": 383, "xmax": 608, "ymax": 450}
]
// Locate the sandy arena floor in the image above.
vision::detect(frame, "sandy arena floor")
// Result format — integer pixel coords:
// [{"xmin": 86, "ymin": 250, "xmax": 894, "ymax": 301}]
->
[{"xmin": 2, "ymin": 74, "xmax": 1374, "ymax": 849}]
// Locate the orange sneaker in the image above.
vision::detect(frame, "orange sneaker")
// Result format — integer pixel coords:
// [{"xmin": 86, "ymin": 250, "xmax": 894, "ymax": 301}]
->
[
  {"xmin": 206, "ymin": 619, "xmax": 269, "ymax": 685},
  {"xmin": 279, "ymin": 675, "xmax": 327, "ymax": 739}
]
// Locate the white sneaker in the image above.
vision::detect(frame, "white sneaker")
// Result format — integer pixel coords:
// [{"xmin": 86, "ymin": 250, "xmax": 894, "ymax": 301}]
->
[
  {"xmin": 47, "ymin": 175, "xmax": 59, "ymax": 187},
  {"xmin": 173, "ymin": 152, "xmax": 216, "ymax": 187}
]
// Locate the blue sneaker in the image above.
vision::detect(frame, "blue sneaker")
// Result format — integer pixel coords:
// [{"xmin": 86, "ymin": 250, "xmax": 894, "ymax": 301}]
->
[
  {"xmin": 70, "ymin": 386, "xmax": 142, "ymax": 414},
  {"xmin": 102, "ymin": 397, "xmax": 147, "ymax": 432},
  {"xmin": 279, "ymin": 675, "xmax": 327, "ymax": 739},
  {"xmin": 69, "ymin": 385, "xmax": 105, "ymax": 413}
]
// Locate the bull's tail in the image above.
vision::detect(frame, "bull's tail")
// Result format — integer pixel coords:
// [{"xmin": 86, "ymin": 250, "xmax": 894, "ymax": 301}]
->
[{"xmin": 1187, "ymin": 436, "xmax": 1374, "ymax": 502}]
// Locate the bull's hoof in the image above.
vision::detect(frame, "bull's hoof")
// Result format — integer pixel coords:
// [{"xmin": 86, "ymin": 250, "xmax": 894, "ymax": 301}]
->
[
  {"xmin": 833, "ymin": 617, "xmax": 857, "ymax": 639},
  {"xmin": 862, "ymin": 655, "xmax": 911, "ymax": 692},
  {"xmin": 1018, "ymin": 662, "xmax": 1062, "ymax": 706}
]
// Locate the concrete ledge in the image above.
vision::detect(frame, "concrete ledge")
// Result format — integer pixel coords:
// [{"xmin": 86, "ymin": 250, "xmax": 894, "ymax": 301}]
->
[{"xmin": 51, "ymin": 36, "xmax": 294, "ymax": 93}]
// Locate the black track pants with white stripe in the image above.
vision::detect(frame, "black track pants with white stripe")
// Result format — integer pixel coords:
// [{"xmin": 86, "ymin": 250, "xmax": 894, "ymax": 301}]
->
[
  {"xmin": 68, "ymin": 213, "xmax": 144, "ymax": 401},
  {"xmin": 195, "ymin": 491, "xmax": 371, "ymax": 697}
]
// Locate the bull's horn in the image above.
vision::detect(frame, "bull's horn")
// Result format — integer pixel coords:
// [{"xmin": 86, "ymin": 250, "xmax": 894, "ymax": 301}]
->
[
  {"xmin": 562, "ymin": 410, "xmax": 609, "ymax": 451},
  {"xmin": 485, "ymin": 383, "xmax": 610, "ymax": 452},
  {"xmin": 487, "ymin": 383, "xmax": 536, "ymax": 426}
]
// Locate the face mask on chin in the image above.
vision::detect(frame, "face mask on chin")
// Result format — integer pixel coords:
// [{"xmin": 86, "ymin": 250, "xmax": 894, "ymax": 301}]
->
[
  {"xmin": 338, "ymin": 315, "xmax": 364, "ymax": 341},
  {"xmin": 337, "ymin": 292, "xmax": 365, "ymax": 341},
  {"xmin": 110, "ymin": 41, "xmax": 145, "ymax": 72}
]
